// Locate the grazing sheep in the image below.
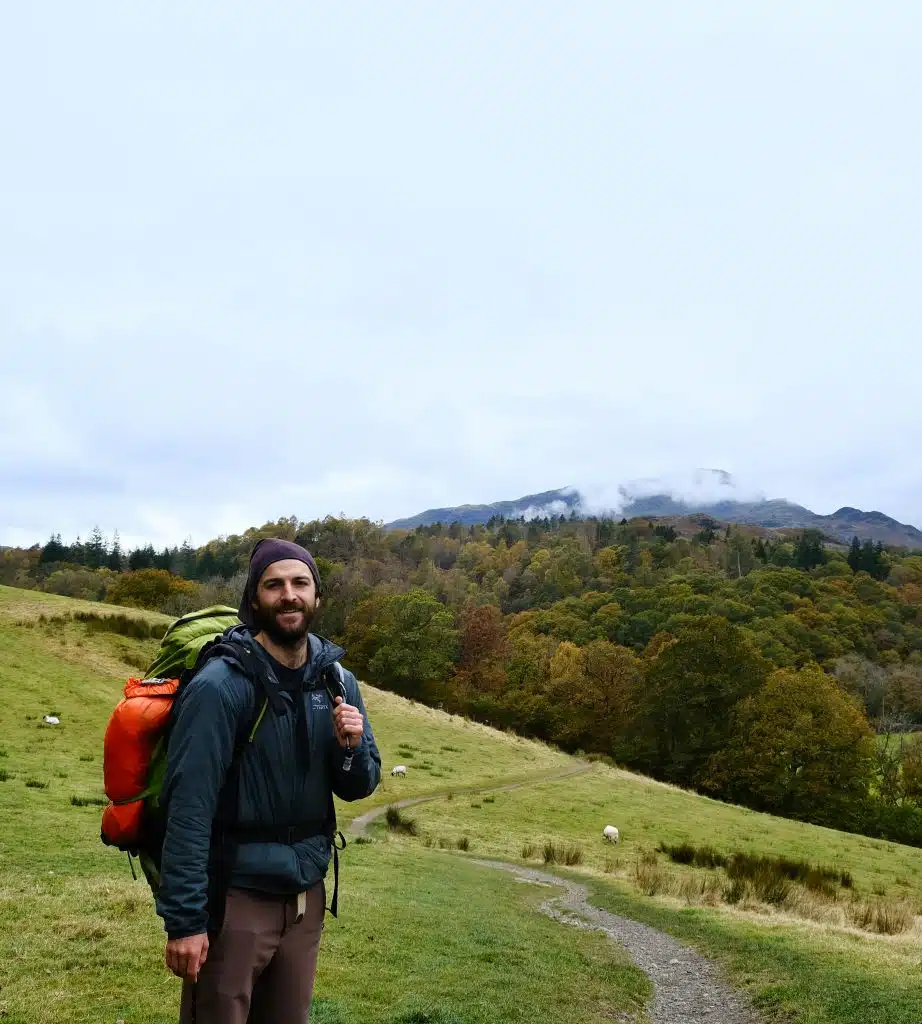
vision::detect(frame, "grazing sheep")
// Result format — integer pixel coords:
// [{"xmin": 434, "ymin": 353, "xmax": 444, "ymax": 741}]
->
[
  {"xmin": 391, "ymin": 765, "xmax": 408, "ymax": 777},
  {"xmin": 43, "ymin": 715, "xmax": 60, "ymax": 726},
  {"xmin": 603, "ymin": 824, "xmax": 620, "ymax": 844}
]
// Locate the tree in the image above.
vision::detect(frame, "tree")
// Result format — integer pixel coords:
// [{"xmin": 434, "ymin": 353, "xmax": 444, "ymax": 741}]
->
[
  {"xmin": 85, "ymin": 526, "xmax": 107, "ymax": 570},
  {"xmin": 792, "ymin": 529, "xmax": 827, "ymax": 571},
  {"xmin": 39, "ymin": 533, "xmax": 67, "ymax": 565},
  {"xmin": 129, "ymin": 544, "xmax": 156, "ymax": 571},
  {"xmin": 703, "ymin": 665, "xmax": 875, "ymax": 828},
  {"xmin": 546, "ymin": 639, "xmax": 641, "ymax": 755},
  {"xmin": 848, "ymin": 537, "xmax": 889, "ymax": 580},
  {"xmin": 455, "ymin": 602, "xmax": 508, "ymax": 695},
  {"xmin": 847, "ymin": 536, "xmax": 863, "ymax": 573},
  {"xmin": 628, "ymin": 617, "xmax": 770, "ymax": 786},
  {"xmin": 344, "ymin": 589, "xmax": 459, "ymax": 702},
  {"xmin": 106, "ymin": 530, "xmax": 123, "ymax": 572}
]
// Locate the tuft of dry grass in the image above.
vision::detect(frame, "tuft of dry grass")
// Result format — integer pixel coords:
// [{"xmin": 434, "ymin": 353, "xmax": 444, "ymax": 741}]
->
[
  {"xmin": 845, "ymin": 898, "xmax": 915, "ymax": 935},
  {"xmin": 542, "ymin": 841, "xmax": 584, "ymax": 866},
  {"xmin": 384, "ymin": 806, "xmax": 418, "ymax": 835},
  {"xmin": 632, "ymin": 860, "xmax": 668, "ymax": 897}
]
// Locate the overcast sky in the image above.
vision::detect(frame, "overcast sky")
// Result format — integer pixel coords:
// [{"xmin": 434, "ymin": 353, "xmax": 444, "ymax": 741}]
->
[{"xmin": 2, "ymin": 2, "xmax": 921, "ymax": 549}]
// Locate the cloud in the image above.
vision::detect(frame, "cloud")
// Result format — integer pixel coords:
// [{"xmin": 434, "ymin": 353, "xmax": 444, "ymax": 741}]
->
[{"xmin": 2, "ymin": 2, "xmax": 922, "ymax": 546}]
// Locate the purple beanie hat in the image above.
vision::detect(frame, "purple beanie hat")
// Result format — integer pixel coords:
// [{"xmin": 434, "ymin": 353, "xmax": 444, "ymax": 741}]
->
[{"xmin": 238, "ymin": 538, "xmax": 322, "ymax": 628}]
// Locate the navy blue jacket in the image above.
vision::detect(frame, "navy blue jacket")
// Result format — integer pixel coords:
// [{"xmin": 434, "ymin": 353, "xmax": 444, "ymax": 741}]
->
[{"xmin": 156, "ymin": 632, "xmax": 381, "ymax": 939}]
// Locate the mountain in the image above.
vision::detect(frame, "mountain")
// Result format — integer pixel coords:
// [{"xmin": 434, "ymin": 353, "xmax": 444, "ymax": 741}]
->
[
  {"xmin": 386, "ymin": 489, "xmax": 582, "ymax": 529},
  {"xmin": 386, "ymin": 480, "xmax": 922, "ymax": 548}
]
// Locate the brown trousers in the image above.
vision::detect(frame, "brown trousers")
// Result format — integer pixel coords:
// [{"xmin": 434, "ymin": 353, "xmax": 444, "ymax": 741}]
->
[{"xmin": 179, "ymin": 883, "xmax": 325, "ymax": 1024}]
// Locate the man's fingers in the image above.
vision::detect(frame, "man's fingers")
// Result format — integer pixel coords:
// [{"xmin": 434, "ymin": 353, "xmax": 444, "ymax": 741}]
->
[{"xmin": 165, "ymin": 935, "xmax": 208, "ymax": 981}]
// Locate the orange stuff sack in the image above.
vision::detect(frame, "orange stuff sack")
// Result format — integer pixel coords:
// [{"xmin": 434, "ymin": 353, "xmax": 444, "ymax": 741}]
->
[{"xmin": 101, "ymin": 677, "xmax": 179, "ymax": 848}]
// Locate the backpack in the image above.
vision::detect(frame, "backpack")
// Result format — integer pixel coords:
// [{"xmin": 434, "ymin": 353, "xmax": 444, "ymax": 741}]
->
[{"xmin": 100, "ymin": 605, "xmax": 349, "ymax": 922}]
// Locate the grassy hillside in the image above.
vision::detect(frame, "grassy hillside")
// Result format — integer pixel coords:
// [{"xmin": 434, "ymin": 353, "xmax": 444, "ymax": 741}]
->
[
  {"xmin": 0, "ymin": 587, "xmax": 642, "ymax": 1024},
  {"xmin": 1, "ymin": 584, "xmax": 920, "ymax": 1024}
]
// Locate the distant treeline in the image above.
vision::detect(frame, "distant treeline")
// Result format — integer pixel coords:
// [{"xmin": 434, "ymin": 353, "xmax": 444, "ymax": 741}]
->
[{"xmin": 4, "ymin": 512, "xmax": 922, "ymax": 844}]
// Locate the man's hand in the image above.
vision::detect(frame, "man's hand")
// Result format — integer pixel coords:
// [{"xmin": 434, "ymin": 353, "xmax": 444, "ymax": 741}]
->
[
  {"xmin": 333, "ymin": 696, "xmax": 364, "ymax": 749},
  {"xmin": 165, "ymin": 933, "xmax": 209, "ymax": 981}
]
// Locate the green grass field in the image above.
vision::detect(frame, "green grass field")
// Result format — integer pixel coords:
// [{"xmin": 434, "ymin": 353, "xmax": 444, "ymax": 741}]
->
[
  {"xmin": 1, "ymin": 584, "xmax": 920, "ymax": 1024},
  {"xmin": 0, "ymin": 587, "xmax": 642, "ymax": 1023}
]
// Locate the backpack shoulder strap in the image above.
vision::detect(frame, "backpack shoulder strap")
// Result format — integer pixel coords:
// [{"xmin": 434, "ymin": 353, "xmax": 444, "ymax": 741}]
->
[
  {"xmin": 322, "ymin": 661, "xmax": 347, "ymax": 705},
  {"xmin": 185, "ymin": 628, "xmax": 287, "ymax": 721}
]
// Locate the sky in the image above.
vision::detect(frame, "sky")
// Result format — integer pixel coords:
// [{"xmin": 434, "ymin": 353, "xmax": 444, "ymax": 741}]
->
[{"xmin": 2, "ymin": 2, "xmax": 921, "ymax": 550}]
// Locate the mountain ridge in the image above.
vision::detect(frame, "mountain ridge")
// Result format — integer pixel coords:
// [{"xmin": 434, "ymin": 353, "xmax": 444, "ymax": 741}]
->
[{"xmin": 386, "ymin": 487, "xmax": 922, "ymax": 548}]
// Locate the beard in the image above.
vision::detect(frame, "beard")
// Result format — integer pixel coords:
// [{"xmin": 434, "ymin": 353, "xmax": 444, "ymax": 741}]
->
[{"xmin": 250, "ymin": 598, "xmax": 317, "ymax": 648}]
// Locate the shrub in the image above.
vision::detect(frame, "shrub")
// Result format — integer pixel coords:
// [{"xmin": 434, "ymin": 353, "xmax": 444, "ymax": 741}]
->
[
  {"xmin": 106, "ymin": 569, "xmax": 200, "ymax": 612},
  {"xmin": 41, "ymin": 567, "xmax": 110, "ymax": 601},
  {"xmin": 603, "ymin": 856, "xmax": 621, "ymax": 874},
  {"xmin": 521, "ymin": 842, "xmax": 537, "ymax": 860},
  {"xmin": 70, "ymin": 795, "xmax": 107, "ymax": 807},
  {"xmin": 0, "ymin": 769, "xmax": 10, "ymax": 782},
  {"xmin": 384, "ymin": 806, "xmax": 418, "ymax": 835},
  {"xmin": 456, "ymin": 836, "xmax": 470, "ymax": 851},
  {"xmin": 25, "ymin": 779, "xmax": 48, "ymax": 789}
]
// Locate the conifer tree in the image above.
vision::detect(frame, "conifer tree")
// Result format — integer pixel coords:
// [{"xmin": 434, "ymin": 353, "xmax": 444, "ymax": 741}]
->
[{"xmin": 107, "ymin": 531, "xmax": 123, "ymax": 572}]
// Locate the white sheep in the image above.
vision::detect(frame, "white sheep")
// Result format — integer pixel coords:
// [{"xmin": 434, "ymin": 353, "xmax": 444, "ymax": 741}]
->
[
  {"xmin": 391, "ymin": 765, "xmax": 407, "ymax": 777},
  {"xmin": 43, "ymin": 715, "xmax": 60, "ymax": 726},
  {"xmin": 603, "ymin": 824, "xmax": 620, "ymax": 844}
]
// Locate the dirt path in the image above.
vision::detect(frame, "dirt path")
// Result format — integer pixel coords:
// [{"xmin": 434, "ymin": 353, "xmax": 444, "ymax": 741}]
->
[
  {"xmin": 351, "ymin": 767, "xmax": 761, "ymax": 1022},
  {"xmin": 475, "ymin": 861, "xmax": 761, "ymax": 1024},
  {"xmin": 346, "ymin": 762, "xmax": 594, "ymax": 836}
]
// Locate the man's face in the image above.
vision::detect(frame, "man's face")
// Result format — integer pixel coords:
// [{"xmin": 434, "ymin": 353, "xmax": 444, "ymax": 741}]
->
[{"xmin": 251, "ymin": 558, "xmax": 319, "ymax": 646}]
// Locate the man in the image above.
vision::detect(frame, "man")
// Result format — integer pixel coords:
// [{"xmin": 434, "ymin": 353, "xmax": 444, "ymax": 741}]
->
[{"xmin": 157, "ymin": 538, "xmax": 381, "ymax": 1023}]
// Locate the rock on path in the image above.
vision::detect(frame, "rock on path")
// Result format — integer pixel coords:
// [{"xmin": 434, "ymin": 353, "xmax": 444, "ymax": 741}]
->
[{"xmin": 475, "ymin": 860, "xmax": 761, "ymax": 1024}]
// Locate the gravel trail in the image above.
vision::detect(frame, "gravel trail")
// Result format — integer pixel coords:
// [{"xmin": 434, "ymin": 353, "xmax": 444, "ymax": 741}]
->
[{"xmin": 475, "ymin": 860, "xmax": 761, "ymax": 1024}]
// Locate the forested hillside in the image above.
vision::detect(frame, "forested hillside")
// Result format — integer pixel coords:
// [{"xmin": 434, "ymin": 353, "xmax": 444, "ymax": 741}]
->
[{"xmin": 4, "ymin": 512, "xmax": 922, "ymax": 843}]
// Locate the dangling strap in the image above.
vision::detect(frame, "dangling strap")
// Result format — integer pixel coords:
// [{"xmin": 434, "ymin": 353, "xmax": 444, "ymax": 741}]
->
[{"xmin": 327, "ymin": 830, "xmax": 347, "ymax": 917}]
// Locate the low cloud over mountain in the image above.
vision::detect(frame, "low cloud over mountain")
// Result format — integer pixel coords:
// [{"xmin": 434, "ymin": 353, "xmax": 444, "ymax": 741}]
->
[{"xmin": 386, "ymin": 471, "xmax": 922, "ymax": 548}]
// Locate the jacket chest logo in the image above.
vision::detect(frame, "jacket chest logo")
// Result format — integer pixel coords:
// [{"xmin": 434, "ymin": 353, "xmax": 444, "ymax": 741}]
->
[{"xmin": 311, "ymin": 692, "xmax": 329, "ymax": 710}]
